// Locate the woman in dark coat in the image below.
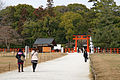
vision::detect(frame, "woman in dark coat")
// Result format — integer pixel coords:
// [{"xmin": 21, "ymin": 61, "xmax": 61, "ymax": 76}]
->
[
  {"xmin": 16, "ymin": 49, "xmax": 25, "ymax": 72},
  {"xmin": 83, "ymin": 50, "xmax": 88, "ymax": 62}
]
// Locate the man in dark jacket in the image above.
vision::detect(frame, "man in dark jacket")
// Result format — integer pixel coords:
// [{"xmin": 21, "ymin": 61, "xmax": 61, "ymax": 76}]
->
[
  {"xmin": 83, "ymin": 49, "xmax": 88, "ymax": 62},
  {"xmin": 16, "ymin": 49, "xmax": 25, "ymax": 72}
]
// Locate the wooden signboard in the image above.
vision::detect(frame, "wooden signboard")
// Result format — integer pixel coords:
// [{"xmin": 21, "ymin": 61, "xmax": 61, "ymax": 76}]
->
[{"xmin": 42, "ymin": 47, "xmax": 51, "ymax": 53}]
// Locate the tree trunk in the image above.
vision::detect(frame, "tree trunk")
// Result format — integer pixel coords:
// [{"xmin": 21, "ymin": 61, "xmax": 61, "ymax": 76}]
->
[
  {"xmin": 68, "ymin": 38, "xmax": 70, "ymax": 48},
  {"xmin": 5, "ymin": 38, "xmax": 10, "ymax": 51},
  {"xmin": 7, "ymin": 45, "xmax": 10, "ymax": 51}
]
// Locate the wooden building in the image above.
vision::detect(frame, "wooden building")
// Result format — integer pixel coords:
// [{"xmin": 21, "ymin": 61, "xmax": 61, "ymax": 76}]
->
[{"xmin": 33, "ymin": 38, "xmax": 56, "ymax": 53}]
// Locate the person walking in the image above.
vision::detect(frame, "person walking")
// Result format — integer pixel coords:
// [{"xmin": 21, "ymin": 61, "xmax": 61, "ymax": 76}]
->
[
  {"xmin": 31, "ymin": 49, "xmax": 38, "ymax": 72},
  {"xmin": 16, "ymin": 49, "xmax": 25, "ymax": 72},
  {"xmin": 83, "ymin": 49, "xmax": 88, "ymax": 62}
]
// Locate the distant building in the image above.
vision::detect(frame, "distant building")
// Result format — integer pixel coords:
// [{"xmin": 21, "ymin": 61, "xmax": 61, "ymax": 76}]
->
[{"xmin": 33, "ymin": 38, "xmax": 56, "ymax": 53}]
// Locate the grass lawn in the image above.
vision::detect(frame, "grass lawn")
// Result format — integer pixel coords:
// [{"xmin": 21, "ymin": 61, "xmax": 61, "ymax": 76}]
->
[
  {"xmin": 90, "ymin": 53, "xmax": 120, "ymax": 80},
  {"xmin": 0, "ymin": 52, "xmax": 67, "ymax": 73}
]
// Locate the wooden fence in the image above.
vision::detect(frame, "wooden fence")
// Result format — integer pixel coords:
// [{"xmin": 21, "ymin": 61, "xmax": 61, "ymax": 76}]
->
[
  {"xmin": 0, "ymin": 48, "xmax": 119, "ymax": 54},
  {"xmin": 94, "ymin": 48, "xmax": 120, "ymax": 54},
  {"xmin": 63, "ymin": 48, "xmax": 120, "ymax": 54},
  {"xmin": 0, "ymin": 48, "xmax": 34, "ymax": 53}
]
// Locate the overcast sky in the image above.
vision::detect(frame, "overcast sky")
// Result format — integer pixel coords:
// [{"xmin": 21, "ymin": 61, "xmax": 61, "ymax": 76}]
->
[{"xmin": 1, "ymin": 0, "xmax": 120, "ymax": 9}]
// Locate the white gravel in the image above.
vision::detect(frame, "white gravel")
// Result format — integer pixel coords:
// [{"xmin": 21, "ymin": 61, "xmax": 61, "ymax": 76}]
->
[{"xmin": 0, "ymin": 53, "xmax": 90, "ymax": 80}]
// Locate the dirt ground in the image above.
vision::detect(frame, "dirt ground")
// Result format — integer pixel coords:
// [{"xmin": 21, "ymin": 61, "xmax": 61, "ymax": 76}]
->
[
  {"xmin": 90, "ymin": 53, "xmax": 120, "ymax": 80},
  {"xmin": 0, "ymin": 52, "xmax": 66, "ymax": 73}
]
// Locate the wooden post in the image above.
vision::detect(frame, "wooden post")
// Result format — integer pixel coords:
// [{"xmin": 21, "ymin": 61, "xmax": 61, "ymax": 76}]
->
[
  {"xmin": 114, "ymin": 48, "xmax": 116, "ymax": 54},
  {"xmin": 31, "ymin": 48, "xmax": 32, "ymax": 52},
  {"xmin": 65, "ymin": 48, "xmax": 67, "ymax": 53},
  {"xmin": 75, "ymin": 36, "xmax": 78, "ymax": 52},
  {"xmin": 72, "ymin": 48, "xmax": 74, "ymax": 53},
  {"xmin": 104, "ymin": 48, "xmax": 106, "ymax": 53},
  {"xmin": 117, "ymin": 48, "xmax": 119, "ymax": 54},
  {"xmin": 110, "ymin": 48, "xmax": 112, "ymax": 54},
  {"xmin": 94, "ymin": 48, "xmax": 96, "ymax": 53},
  {"xmin": 107, "ymin": 48, "xmax": 109, "ymax": 53},
  {"xmin": 68, "ymin": 48, "xmax": 70, "ymax": 53},
  {"xmin": 5, "ymin": 48, "xmax": 7, "ymax": 52},
  {"xmin": 3, "ymin": 48, "xmax": 4, "ymax": 53},
  {"xmin": 101, "ymin": 48, "xmax": 102, "ymax": 53},
  {"xmin": 87, "ymin": 36, "xmax": 90, "ymax": 53},
  {"xmin": 9, "ymin": 62, "xmax": 10, "ymax": 71},
  {"xmin": 10, "ymin": 48, "xmax": 11, "ymax": 52},
  {"xmin": 23, "ymin": 49, "xmax": 25, "ymax": 52},
  {"xmin": 98, "ymin": 49, "xmax": 99, "ymax": 53}
]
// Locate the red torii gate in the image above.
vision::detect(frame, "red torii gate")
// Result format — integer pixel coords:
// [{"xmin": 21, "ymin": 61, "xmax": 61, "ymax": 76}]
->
[{"xmin": 73, "ymin": 35, "xmax": 91, "ymax": 53}]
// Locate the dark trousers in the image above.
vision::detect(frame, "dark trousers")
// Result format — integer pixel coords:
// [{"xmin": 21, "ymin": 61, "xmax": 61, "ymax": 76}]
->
[
  {"xmin": 32, "ymin": 63, "xmax": 37, "ymax": 72},
  {"xmin": 85, "ymin": 58, "xmax": 87, "ymax": 62},
  {"xmin": 18, "ymin": 64, "xmax": 23, "ymax": 72},
  {"xmin": 84, "ymin": 57, "xmax": 88, "ymax": 62}
]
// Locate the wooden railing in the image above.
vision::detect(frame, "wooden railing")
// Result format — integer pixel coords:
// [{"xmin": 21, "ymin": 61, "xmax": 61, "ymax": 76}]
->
[{"xmin": 94, "ymin": 48, "xmax": 120, "ymax": 54}]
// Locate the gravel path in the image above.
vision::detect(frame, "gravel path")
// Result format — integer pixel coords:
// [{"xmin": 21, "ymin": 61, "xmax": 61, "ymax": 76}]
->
[{"xmin": 0, "ymin": 53, "xmax": 90, "ymax": 80}]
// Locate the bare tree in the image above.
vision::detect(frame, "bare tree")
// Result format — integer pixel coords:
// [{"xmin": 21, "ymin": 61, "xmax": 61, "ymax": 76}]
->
[
  {"xmin": 0, "ymin": 0, "xmax": 4, "ymax": 10},
  {"xmin": 0, "ymin": 26, "xmax": 24, "ymax": 49}
]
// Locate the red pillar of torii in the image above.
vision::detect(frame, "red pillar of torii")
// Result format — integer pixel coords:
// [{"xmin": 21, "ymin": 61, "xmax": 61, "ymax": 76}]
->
[{"xmin": 73, "ymin": 35, "xmax": 91, "ymax": 53}]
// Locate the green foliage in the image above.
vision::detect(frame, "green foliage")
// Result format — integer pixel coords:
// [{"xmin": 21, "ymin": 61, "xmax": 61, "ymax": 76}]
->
[
  {"xmin": 14, "ymin": 4, "xmax": 35, "ymax": 21},
  {"xmin": 67, "ymin": 3, "xmax": 89, "ymax": 12},
  {"xmin": 92, "ymin": 26, "xmax": 120, "ymax": 48},
  {"xmin": 54, "ymin": 6, "xmax": 69, "ymax": 14},
  {"xmin": 90, "ymin": 0, "xmax": 120, "ymax": 48},
  {"xmin": 60, "ymin": 12, "xmax": 86, "ymax": 41}
]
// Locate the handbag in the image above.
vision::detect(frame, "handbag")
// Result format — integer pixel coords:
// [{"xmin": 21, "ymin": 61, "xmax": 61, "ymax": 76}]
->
[
  {"xmin": 31, "ymin": 60, "xmax": 38, "ymax": 63},
  {"xmin": 21, "ymin": 56, "xmax": 25, "ymax": 61}
]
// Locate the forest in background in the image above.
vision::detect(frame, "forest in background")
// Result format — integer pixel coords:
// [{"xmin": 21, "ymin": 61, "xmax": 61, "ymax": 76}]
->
[{"xmin": 0, "ymin": 0, "xmax": 120, "ymax": 49}]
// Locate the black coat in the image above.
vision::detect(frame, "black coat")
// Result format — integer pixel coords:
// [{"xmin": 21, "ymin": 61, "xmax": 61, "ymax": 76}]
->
[
  {"xmin": 16, "ymin": 51, "xmax": 25, "ymax": 63},
  {"xmin": 83, "ymin": 51, "xmax": 88, "ymax": 58}
]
